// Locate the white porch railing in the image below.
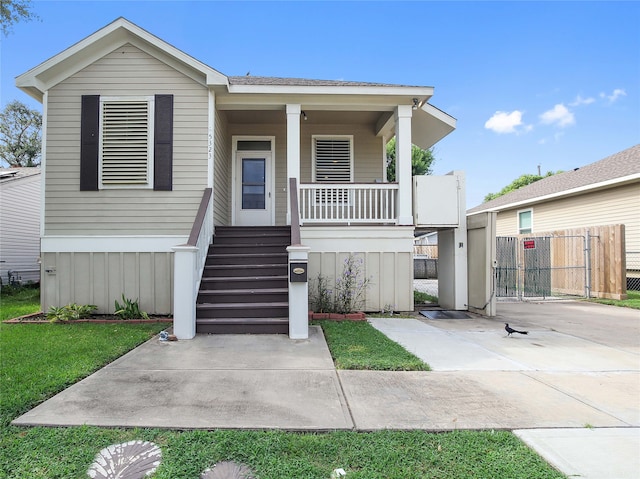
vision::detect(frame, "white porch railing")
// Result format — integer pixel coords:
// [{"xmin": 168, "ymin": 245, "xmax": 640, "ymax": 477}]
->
[
  {"xmin": 299, "ymin": 183, "xmax": 399, "ymax": 224},
  {"xmin": 172, "ymin": 188, "xmax": 213, "ymax": 339}
]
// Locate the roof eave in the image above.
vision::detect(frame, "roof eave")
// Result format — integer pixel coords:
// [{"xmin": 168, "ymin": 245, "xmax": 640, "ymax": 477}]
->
[{"xmin": 226, "ymin": 83, "xmax": 434, "ymax": 97}]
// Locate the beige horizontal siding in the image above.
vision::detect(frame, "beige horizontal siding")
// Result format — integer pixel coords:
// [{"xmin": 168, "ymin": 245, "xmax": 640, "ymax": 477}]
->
[
  {"xmin": 45, "ymin": 43, "xmax": 209, "ymax": 236},
  {"xmin": 495, "ymin": 183, "xmax": 640, "ymax": 251},
  {"xmin": 300, "ymin": 124, "xmax": 385, "ymax": 183},
  {"xmin": 213, "ymin": 110, "xmax": 231, "ymax": 225}
]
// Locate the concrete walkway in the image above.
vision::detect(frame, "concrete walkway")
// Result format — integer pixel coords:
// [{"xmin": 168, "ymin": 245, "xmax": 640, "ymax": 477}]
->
[{"xmin": 13, "ymin": 301, "xmax": 640, "ymax": 478}]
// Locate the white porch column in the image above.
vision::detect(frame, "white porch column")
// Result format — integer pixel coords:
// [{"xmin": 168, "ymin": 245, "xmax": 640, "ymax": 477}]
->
[
  {"xmin": 287, "ymin": 244, "xmax": 310, "ymax": 339},
  {"xmin": 286, "ymin": 104, "xmax": 301, "ymax": 225},
  {"xmin": 172, "ymin": 245, "xmax": 198, "ymax": 339},
  {"xmin": 395, "ymin": 105, "xmax": 413, "ymax": 225}
]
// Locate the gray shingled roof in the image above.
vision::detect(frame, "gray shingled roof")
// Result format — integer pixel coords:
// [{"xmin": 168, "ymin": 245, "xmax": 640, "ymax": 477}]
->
[
  {"xmin": 467, "ymin": 144, "xmax": 640, "ymax": 214},
  {"xmin": 0, "ymin": 167, "xmax": 41, "ymax": 183},
  {"xmin": 228, "ymin": 75, "xmax": 426, "ymax": 88}
]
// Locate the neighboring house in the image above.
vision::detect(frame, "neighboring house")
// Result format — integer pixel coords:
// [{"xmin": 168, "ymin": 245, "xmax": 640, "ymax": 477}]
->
[
  {"xmin": 0, "ymin": 168, "xmax": 41, "ymax": 285},
  {"xmin": 467, "ymin": 144, "xmax": 640, "ymax": 291},
  {"xmin": 16, "ymin": 18, "xmax": 470, "ymax": 338}
]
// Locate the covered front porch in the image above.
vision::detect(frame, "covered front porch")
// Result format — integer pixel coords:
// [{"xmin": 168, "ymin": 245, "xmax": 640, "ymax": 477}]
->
[{"xmin": 173, "ymin": 79, "xmax": 460, "ymax": 339}]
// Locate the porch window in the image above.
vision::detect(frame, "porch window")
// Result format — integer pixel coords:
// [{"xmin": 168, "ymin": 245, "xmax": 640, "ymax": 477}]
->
[
  {"xmin": 99, "ymin": 97, "xmax": 154, "ymax": 188},
  {"xmin": 313, "ymin": 136, "xmax": 353, "ymax": 203},
  {"xmin": 518, "ymin": 209, "xmax": 532, "ymax": 234}
]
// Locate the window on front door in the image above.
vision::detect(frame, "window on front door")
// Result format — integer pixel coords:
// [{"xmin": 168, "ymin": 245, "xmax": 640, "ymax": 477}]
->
[{"xmin": 241, "ymin": 158, "xmax": 266, "ymax": 209}]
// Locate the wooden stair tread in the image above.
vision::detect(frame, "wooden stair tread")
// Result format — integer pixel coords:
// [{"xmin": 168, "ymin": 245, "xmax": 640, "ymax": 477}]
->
[
  {"xmin": 196, "ymin": 317, "xmax": 288, "ymax": 323},
  {"xmin": 198, "ymin": 288, "xmax": 288, "ymax": 294},
  {"xmin": 197, "ymin": 301, "xmax": 289, "ymax": 308}
]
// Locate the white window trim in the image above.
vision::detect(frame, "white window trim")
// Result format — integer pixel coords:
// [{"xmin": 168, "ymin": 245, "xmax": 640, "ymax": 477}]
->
[
  {"xmin": 517, "ymin": 208, "xmax": 533, "ymax": 234},
  {"xmin": 231, "ymin": 136, "xmax": 276, "ymax": 225},
  {"xmin": 98, "ymin": 96, "xmax": 155, "ymax": 190}
]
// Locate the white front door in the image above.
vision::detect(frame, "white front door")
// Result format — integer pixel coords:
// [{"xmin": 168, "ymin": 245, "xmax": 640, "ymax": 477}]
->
[{"xmin": 235, "ymin": 152, "xmax": 273, "ymax": 226}]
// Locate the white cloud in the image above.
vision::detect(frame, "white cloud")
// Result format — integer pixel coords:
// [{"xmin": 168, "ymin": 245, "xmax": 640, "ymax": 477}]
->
[
  {"xmin": 539, "ymin": 104, "xmax": 575, "ymax": 127},
  {"xmin": 484, "ymin": 110, "xmax": 529, "ymax": 134},
  {"xmin": 570, "ymin": 95, "xmax": 595, "ymax": 106},
  {"xmin": 600, "ymin": 88, "xmax": 627, "ymax": 103}
]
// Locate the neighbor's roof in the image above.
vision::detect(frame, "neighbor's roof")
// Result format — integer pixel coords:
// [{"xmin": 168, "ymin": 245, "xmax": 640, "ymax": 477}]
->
[
  {"xmin": 0, "ymin": 167, "xmax": 41, "ymax": 183},
  {"xmin": 467, "ymin": 144, "xmax": 640, "ymax": 214}
]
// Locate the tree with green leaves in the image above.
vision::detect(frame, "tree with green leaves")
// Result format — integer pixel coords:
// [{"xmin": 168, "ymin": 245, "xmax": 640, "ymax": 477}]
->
[
  {"xmin": 0, "ymin": 100, "xmax": 42, "ymax": 167},
  {"xmin": 483, "ymin": 171, "xmax": 561, "ymax": 202},
  {"xmin": 386, "ymin": 137, "xmax": 435, "ymax": 182},
  {"xmin": 0, "ymin": 0, "xmax": 38, "ymax": 36}
]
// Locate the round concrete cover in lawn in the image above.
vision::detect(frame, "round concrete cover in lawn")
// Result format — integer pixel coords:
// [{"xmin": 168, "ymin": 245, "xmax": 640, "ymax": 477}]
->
[
  {"xmin": 87, "ymin": 440, "xmax": 162, "ymax": 478},
  {"xmin": 200, "ymin": 461, "xmax": 256, "ymax": 479}
]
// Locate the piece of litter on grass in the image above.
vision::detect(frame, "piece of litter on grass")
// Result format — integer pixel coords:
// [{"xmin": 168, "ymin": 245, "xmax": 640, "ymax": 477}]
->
[{"xmin": 331, "ymin": 468, "xmax": 346, "ymax": 478}]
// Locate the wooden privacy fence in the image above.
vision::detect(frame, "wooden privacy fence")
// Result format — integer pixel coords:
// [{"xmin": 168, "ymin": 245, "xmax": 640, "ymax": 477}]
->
[{"xmin": 496, "ymin": 224, "xmax": 626, "ymax": 300}]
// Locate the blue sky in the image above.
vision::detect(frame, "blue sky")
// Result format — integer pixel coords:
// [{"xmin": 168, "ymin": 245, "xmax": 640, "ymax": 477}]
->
[{"xmin": 2, "ymin": 0, "xmax": 638, "ymax": 208}]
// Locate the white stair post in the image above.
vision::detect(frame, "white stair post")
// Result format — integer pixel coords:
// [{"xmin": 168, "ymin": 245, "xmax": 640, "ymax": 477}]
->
[
  {"xmin": 172, "ymin": 245, "xmax": 198, "ymax": 339},
  {"xmin": 287, "ymin": 244, "xmax": 310, "ymax": 339}
]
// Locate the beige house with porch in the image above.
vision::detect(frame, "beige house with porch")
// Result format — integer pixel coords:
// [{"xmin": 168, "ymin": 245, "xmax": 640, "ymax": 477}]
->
[{"xmin": 16, "ymin": 18, "xmax": 469, "ymax": 338}]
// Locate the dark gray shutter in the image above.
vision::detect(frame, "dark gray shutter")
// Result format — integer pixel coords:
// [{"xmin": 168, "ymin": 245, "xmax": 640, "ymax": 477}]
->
[
  {"xmin": 80, "ymin": 95, "xmax": 100, "ymax": 191},
  {"xmin": 153, "ymin": 94, "xmax": 173, "ymax": 191}
]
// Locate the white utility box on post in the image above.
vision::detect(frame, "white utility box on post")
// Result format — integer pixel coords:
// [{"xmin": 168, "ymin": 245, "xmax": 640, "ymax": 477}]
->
[{"xmin": 413, "ymin": 175, "xmax": 460, "ymax": 227}]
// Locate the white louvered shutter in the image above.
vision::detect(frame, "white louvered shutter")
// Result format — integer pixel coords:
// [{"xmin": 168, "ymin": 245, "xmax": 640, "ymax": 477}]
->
[
  {"xmin": 314, "ymin": 138, "xmax": 352, "ymax": 183},
  {"xmin": 101, "ymin": 100, "xmax": 150, "ymax": 185}
]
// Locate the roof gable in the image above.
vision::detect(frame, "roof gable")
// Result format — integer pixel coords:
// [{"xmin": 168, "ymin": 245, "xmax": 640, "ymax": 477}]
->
[
  {"xmin": 16, "ymin": 17, "xmax": 227, "ymax": 102},
  {"xmin": 468, "ymin": 144, "xmax": 640, "ymax": 214}
]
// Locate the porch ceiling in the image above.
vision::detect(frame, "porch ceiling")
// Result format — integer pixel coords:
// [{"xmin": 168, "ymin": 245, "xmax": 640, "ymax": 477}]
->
[{"xmin": 411, "ymin": 103, "xmax": 457, "ymax": 150}]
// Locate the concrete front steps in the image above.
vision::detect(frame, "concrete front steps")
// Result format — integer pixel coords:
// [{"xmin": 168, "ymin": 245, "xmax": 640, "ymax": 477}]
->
[{"xmin": 196, "ymin": 226, "xmax": 290, "ymax": 334}]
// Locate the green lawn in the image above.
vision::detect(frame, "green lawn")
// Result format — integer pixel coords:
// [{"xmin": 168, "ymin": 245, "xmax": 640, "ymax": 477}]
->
[
  {"xmin": 586, "ymin": 290, "xmax": 640, "ymax": 309},
  {"xmin": 0, "ymin": 286, "xmax": 40, "ymax": 321},
  {"xmin": 0, "ymin": 291, "xmax": 564, "ymax": 478},
  {"xmin": 316, "ymin": 320, "xmax": 429, "ymax": 371}
]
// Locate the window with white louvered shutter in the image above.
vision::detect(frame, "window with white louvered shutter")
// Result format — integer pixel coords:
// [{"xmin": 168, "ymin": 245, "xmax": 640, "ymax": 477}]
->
[
  {"xmin": 314, "ymin": 137, "xmax": 353, "ymax": 182},
  {"xmin": 100, "ymin": 98, "xmax": 153, "ymax": 187},
  {"xmin": 313, "ymin": 136, "xmax": 353, "ymax": 204}
]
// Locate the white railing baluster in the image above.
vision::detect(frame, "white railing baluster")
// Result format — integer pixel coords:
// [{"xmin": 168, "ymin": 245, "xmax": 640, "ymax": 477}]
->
[{"xmin": 298, "ymin": 183, "xmax": 399, "ymax": 224}]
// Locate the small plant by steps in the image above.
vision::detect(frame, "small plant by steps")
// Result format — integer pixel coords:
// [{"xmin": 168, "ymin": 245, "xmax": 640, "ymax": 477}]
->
[{"xmin": 114, "ymin": 295, "xmax": 149, "ymax": 320}]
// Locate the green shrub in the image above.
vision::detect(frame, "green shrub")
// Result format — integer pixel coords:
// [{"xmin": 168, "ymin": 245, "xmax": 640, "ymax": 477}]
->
[
  {"xmin": 46, "ymin": 303, "xmax": 97, "ymax": 322},
  {"xmin": 114, "ymin": 295, "xmax": 149, "ymax": 320}
]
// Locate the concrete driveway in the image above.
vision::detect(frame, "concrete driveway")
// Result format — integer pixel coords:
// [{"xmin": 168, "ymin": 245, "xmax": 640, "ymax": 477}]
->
[{"xmin": 368, "ymin": 300, "xmax": 640, "ymax": 479}]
